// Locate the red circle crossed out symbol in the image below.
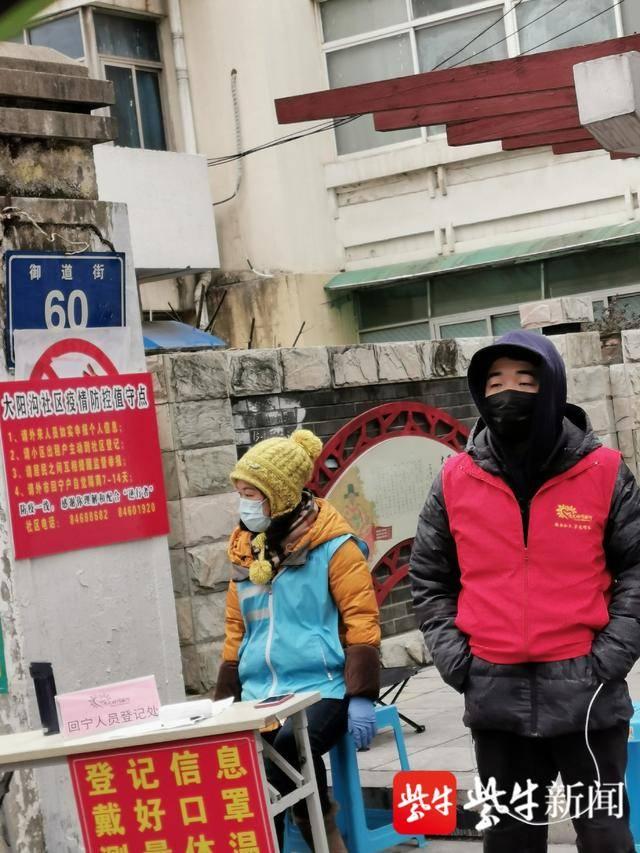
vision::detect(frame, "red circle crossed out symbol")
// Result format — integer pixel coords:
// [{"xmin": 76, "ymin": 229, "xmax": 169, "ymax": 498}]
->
[{"xmin": 29, "ymin": 338, "xmax": 119, "ymax": 380}]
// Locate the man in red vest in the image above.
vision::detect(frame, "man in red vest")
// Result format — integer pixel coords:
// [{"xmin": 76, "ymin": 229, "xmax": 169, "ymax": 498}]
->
[{"xmin": 410, "ymin": 330, "xmax": 640, "ymax": 852}]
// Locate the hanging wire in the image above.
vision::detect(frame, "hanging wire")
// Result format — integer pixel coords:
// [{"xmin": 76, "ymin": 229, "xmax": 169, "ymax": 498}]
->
[
  {"xmin": 446, "ymin": 0, "xmax": 623, "ymax": 70},
  {"xmin": 521, "ymin": 0, "xmax": 625, "ymax": 56},
  {"xmin": 321, "ymin": 0, "xmax": 627, "ymax": 111},
  {"xmin": 1, "ymin": 207, "xmax": 91, "ymax": 254},
  {"xmin": 208, "ymin": 115, "xmax": 359, "ymax": 168},
  {"xmin": 431, "ymin": 0, "xmax": 528, "ymax": 71}
]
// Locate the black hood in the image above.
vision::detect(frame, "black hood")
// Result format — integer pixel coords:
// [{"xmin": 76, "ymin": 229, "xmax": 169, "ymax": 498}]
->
[
  {"xmin": 468, "ymin": 402, "xmax": 599, "ymax": 478},
  {"xmin": 468, "ymin": 330, "xmax": 567, "ymax": 434},
  {"xmin": 468, "ymin": 330, "xmax": 570, "ymax": 484}
]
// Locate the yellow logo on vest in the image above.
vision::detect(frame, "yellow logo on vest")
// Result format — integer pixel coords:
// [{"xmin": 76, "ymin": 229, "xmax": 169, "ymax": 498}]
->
[{"xmin": 555, "ymin": 504, "xmax": 593, "ymax": 531}]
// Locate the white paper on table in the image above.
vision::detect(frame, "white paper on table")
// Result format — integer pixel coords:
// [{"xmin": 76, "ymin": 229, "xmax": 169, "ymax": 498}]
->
[{"xmin": 159, "ymin": 697, "xmax": 233, "ymax": 723}]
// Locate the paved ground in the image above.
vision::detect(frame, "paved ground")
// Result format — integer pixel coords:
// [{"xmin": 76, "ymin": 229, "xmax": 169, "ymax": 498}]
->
[
  {"xmin": 393, "ymin": 843, "xmax": 580, "ymax": 852},
  {"xmin": 339, "ymin": 659, "xmax": 640, "ymax": 851},
  {"xmin": 357, "ymin": 663, "xmax": 475, "ymax": 792}
]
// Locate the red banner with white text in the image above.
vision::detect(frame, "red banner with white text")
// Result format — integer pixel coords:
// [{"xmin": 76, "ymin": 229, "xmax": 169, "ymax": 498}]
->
[{"xmin": 0, "ymin": 373, "xmax": 168, "ymax": 559}]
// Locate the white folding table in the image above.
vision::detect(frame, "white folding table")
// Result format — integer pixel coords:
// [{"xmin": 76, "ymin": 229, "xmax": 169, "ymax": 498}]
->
[{"xmin": 0, "ymin": 691, "xmax": 328, "ymax": 852}]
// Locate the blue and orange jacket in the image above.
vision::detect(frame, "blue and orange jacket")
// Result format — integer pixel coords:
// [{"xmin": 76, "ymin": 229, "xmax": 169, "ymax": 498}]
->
[{"xmin": 219, "ymin": 499, "xmax": 381, "ymax": 702}]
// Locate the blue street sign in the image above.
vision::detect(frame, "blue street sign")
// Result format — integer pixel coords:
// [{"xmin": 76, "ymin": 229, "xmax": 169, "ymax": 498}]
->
[{"xmin": 5, "ymin": 251, "xmax": 126, "ymax": 367}]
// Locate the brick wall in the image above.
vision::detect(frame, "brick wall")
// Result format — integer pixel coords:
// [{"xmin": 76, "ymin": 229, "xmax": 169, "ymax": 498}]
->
[
  {"xmin": 379, "ymin": 578, "xmax": 416, "ymax": 639},
  {"xmin": 231, "ymin": 376, "xmax": 476, "ymax": 457}
]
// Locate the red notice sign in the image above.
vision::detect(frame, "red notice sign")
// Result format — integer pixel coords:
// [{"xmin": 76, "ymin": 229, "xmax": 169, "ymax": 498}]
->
[
  {"xmin": 0, "ymin": 373, "xmax": 169, "ymax": 559},
  {"xmin": 69, "ymin": 734, "xmax": 276, "ymax": 852}
]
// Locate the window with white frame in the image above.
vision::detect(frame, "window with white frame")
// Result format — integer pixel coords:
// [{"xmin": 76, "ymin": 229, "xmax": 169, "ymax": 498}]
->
[
  {"xmin": 319, "ymin": 0, "xmax": 623, "ymax": 156},
  {"xmin": 11, "ymin": 8, "xmax": 167, "ymax": 152},
  {"xmin": 515, "ymin": 0, "xmax": 618, "ymax": 54},
  {"xmin": 8, "ymin": 10, "xmax": 86, "ymax": 57},
  {"xmin": 357, "ymin": 243, "xmax": 640, "ymax": 342},
  {"xmin": 27, "ymin": 11, "xmax": 85, "ymax": 58}
]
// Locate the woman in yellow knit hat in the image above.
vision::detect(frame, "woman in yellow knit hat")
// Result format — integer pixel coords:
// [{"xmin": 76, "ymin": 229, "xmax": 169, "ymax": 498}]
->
[{"xmin": 215, "ymin": 429, "xmax": 381, "ymax": 851}]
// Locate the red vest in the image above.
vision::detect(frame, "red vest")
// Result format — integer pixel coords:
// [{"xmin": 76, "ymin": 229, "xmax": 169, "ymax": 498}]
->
[{"xmin": 442, "ymin": 447, "xmax": 620, "ymax": 664}]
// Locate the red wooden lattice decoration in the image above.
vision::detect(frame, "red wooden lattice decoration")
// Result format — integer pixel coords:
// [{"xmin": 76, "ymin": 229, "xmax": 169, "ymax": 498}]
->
[
  {"xmin": 310, "ymin": 402, "xmax": 469, "ymax": 605},
  {"xmin": 370, "ymin": 538, "xmax": 415, "ymax": 612}
]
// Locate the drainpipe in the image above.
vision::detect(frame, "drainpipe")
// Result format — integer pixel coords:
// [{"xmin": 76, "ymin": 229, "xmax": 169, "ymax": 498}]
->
[{"xmin": 167, "ymin": 0, "xmax": 198, "ymax": 154}]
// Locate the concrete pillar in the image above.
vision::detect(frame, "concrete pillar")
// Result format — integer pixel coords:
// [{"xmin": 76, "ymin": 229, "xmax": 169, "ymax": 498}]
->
[
  {"xmin": 0, "ymin": 44, "xmax": 183, "ymax": 850},
  {"xmin": 574, "ymin": 51, "xmax": 640, "ymax": 154}
]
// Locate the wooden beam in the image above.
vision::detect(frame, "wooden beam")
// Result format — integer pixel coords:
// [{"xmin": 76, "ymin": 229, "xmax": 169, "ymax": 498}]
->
[
  {"xmin": 275, "ymin": 35, "xmax": 640, "ymax": 123},
  {"xmin": 373, "ymin": 88, "xmax": 576, "ymax": 131},
  {"xmin": 552, "ymin": 139, "xmax": 603, "ymax": 154},
  {"xmin": 447, "ymin": 106, "xmax": 581, "ymax": 146},
  {"xmin": 502, "ymin": 128, "xmax": 592, "ymax": 150}
]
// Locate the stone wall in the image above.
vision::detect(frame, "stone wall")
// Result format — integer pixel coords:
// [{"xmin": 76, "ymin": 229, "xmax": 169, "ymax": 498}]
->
[
  {"xmin": 231, "ymin": 374, "xmax": 475, "ymax": 460},
  {"xmin": 608, "ymin": 330, "xmax": 640, "ymax": 478},
  {"xmin": 228, "ymin": 342, "xmax": 480, "ymax": 449},
  {"xmin": 147, "ymin": 350, "xmax": 237, "ymax": 696},
  {"xmin": 151, "ymin": 331, "xmax": 640, "ymax": 694}
]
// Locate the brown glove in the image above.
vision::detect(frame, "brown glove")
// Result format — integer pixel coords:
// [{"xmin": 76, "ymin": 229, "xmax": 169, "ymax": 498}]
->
[
  {"xmin": 214, "ymin": 660, "xmax": 241, "ymax": 702},
  {"xmin": 345, "ymin": 644, "xmax": 380, "ymax": 699}
]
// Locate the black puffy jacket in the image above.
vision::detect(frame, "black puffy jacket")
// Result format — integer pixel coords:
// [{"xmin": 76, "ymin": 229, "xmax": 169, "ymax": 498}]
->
[{"xmin": 410, "ymin": 411, "xmax": 640, "ymax": 737}]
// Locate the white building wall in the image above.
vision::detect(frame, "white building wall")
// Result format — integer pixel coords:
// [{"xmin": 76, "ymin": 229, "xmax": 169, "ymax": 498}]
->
[
  {"xmin": 94, "ymin": 146, "xmax": 219, "ymax": 279},
  {"xmin": 330, "ymin": 144, "xmax": 640, "ymax": 269},
  {"xmin": 33, "ymin": 1, "xmax": 640, "ymax": 325},
  {"xmin": 182, "ymin": 0, "xmax": 345, "ymax": 274},
  {"xmin": 180, "ymin": 1, "xmax": 640, "ymax": 277}
]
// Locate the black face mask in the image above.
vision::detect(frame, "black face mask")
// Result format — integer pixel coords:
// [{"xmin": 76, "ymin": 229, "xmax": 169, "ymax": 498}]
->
[{"xmin": 484, "ymin": 390, "xmax": 538, "ymax": 443}]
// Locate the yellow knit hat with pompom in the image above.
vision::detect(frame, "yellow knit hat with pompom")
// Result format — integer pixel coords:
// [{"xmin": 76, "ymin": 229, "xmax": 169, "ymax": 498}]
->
[{"xmin": 230, "ymin": 429, "xmax": 323, "ymax": 518}]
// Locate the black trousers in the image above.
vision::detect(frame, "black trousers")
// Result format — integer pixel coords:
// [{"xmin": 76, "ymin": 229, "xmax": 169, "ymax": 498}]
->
[
  {"xmin": 472, "ymin": 723, "xmax": 635, "ymax": 853},
  {"xmin": 263, "ymin": 697, "xmax": 349, "ymax": 842}
]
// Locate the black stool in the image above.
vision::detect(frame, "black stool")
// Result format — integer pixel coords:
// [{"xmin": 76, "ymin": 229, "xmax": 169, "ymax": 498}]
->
[{"xmin": 377, "ymin": 665, "xmax": 426, "ymax": 734}]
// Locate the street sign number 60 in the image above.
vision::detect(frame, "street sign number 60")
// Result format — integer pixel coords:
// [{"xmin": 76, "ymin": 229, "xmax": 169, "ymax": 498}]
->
[{"xmin": 44, "ymin": 289, "xmax": 89, "ymax": 330}]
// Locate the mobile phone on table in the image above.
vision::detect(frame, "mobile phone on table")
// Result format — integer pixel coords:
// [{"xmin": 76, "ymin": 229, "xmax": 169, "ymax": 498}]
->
[{"xmin": 254, "ymin": 694, "xmax": 294, "ymax": 708}]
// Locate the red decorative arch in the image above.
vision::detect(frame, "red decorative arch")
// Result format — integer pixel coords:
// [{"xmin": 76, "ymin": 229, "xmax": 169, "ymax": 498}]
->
[
  {"xmin": 310, "ymin": 401, "xmax": 468, "ymax": 497},
  {"xmin": 311, "ymin": 402, "xmax": 470, "ymax": 606},
  {"xmin": 370, "ymin": 538, "xmax": 415, "ymax": 609}
]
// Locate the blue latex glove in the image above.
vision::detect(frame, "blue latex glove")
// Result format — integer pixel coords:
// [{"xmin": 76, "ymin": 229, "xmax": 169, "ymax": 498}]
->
[{"xmin": 348, "ymin": 697, "xmax": 377, "ymax": 749}]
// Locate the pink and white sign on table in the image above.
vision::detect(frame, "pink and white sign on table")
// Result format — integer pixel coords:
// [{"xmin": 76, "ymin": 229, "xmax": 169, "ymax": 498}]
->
[{"xmin": 56, "ymin": 675, "xmax": 160, "ymax": 739}]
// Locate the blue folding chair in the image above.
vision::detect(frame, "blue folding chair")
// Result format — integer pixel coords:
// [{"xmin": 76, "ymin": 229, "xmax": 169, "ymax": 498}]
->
[
  {"xmin": 284, "ymin": 704, "xmax": 427, "ymax": 852},
  {"xmin": 626, "ymin": 701, "xmax": 640, "ymax": 852}
]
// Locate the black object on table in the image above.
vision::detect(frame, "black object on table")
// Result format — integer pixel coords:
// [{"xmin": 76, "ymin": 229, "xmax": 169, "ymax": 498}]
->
[
  {"xmin": 377, "ymin": 665, "xmax": 427, "ymax": 734},
  {"xmin": 29, "ymin": 661, "xmax": 60, "ymax": 736}
]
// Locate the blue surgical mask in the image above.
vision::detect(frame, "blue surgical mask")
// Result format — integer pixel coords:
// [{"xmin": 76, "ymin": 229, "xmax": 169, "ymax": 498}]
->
[{"xmin": 238, "ymin": 497, "xmax": 271, "ymax": 533}]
